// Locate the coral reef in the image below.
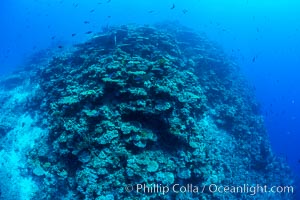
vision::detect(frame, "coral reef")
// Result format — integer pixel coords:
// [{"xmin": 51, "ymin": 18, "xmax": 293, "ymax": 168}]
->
[{"xmin": 0, "ymin": 23, "xmax": 295, "ymax": 199}]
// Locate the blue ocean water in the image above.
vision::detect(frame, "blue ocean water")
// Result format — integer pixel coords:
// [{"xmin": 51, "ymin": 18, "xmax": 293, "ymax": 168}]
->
[{"xmin": 0, "ymin": 0, "xmax": 299, "ymax": 199}]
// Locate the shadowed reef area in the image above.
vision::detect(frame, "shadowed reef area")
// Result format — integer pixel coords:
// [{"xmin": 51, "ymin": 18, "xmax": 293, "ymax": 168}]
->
[{"xmin": 0, "ymin": 23, "xmax": 296, "ymax": 200}]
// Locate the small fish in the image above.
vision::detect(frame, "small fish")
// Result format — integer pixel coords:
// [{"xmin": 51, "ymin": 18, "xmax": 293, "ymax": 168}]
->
[
  {"xmin": 71, "ymin": 33, "xmax": 77, "ymax": 37},
  {"xmin": 252, "ymin": 56, "xmax": 256, "ymax": 62},
  {"xmin": 85, "ymin": 31, "xmax": 93, "ymax": 34},
  {"xmin": 148, "ymin": 10, "xmax": 154, "ymax": 13},
  {"xmin": 107, "ymin": 15, "xmax": 111, "ymax": 18},
  {"xmin": 90, "ymin": 9, "xmax": 95, "ymax": 13},
  {"xmin": 170, "ymin": 3, "xmax": 175, "ymax": 9},
  {"xmin": 107, "ymin": 0, "xmax": 111, "ymax": 3},
  {"xmin": 58, "ymin": 45, "xmax": 63, "ymax": 49},
  {"xmin": 108, "ymin": 72, "xmax": 116, "ymax": 78},
  {"xmin": 84, "ymin": 20, "xmax": 90, "ymax": 24},
  {"xmin": 51, "ymin": 36, "xmax": 56, "ymax": 40},
  {"xmin": 182, "ymin": 9, "xmax": 188, "ymax": 14},
  {"xmin": 256, "ymin": 27, "xmax": 259, "ymax": 32},
  {"xmin": 134, "ymin": 77, "xmax": 143, "ymax": 82},
  {"xmin": 73, "ymin": 3, "xmax": 79, "ymax": 8}
]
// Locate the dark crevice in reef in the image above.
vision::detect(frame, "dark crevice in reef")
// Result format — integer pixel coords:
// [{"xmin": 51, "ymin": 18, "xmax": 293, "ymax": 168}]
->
[
  {"xmin": 122, "ymin": 111, "xmax": 189, "ymax": 154},
  {"xmin": 17, "ymin": 23, "xmax": 295, "ymax": 199}
]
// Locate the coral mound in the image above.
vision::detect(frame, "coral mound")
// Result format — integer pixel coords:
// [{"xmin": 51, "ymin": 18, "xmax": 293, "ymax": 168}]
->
[{"xmin": 13, "ymin": 24, "xmax": 294, "ymax": 199}]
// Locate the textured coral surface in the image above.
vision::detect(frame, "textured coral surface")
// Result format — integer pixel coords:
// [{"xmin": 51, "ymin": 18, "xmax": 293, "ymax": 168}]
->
[{"xmin": 0, "ymin": 23, "xmax": 295, "ymax": 200}]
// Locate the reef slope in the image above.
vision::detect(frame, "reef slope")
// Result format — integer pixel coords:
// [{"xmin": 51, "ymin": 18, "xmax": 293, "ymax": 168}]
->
[{"xmin": 0, "ymin": 24, "xmax": 294, "ymax": 200}]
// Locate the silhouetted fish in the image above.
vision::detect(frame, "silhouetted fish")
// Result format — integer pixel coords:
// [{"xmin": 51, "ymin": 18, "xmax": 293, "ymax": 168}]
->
[
  {"xmin": 72, "ymin": 33, "xmax": 77, "ymax": 37},
  {"xmin": 90, "ymin": 9, "xmax": 95, "ymax": 13},
  {"xmin": 84, "ymin": 21, "xmax": 90, "ymax": 24},
  {"xmin": 252, "ymin": 56, "xmax": 256, "ymax": 62},
  {"xmin": 107, "ymin": 0, "xmax": 111, "ymax": 3},
  {"xmin": 170, "ymin": 3, "xmax": 175, "ymax": 9},
  {"xmin": 265, "ymin": 111, "xmax": 268, "ymax": 117},
  {"xmin": 182, "ymin": 9, "xmax": 188, "ymax": 14},
  {"xmin": 85, "ymin": 31, "xmax": 93, "ymax": 34},
  {"xmin": 51, "ymin": 36, "xmax": 56, "ymax": 40},
  {"xmin": 58, "ymin": 45, "xmax": 63, "ymax": 49},
  {"xmin": 73, "ymin": 3, "xmax": 79, "ymax": 8}
]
